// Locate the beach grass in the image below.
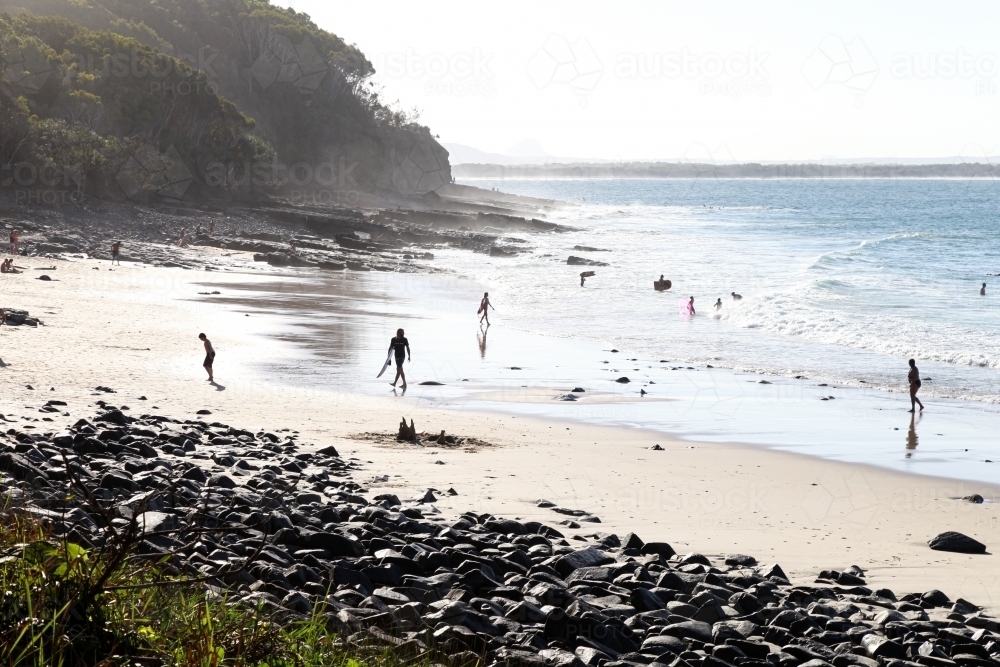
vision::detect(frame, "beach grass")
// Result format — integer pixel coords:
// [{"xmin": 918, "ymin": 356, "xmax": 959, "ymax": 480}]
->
[{"xmin": 0, "ymin": 500, "xmax": 446, "ymax": 667}]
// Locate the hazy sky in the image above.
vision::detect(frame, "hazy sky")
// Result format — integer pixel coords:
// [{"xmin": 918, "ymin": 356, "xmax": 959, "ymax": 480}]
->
[{"xmin": 274, "ymin": 0, "xmax": 1000, "ymax": 161}]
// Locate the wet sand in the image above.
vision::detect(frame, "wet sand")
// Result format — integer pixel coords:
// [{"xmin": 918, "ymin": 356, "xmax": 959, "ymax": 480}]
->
[{"xmin": 1, "ymin": 251, "xmax": 999, "ymax": 606}]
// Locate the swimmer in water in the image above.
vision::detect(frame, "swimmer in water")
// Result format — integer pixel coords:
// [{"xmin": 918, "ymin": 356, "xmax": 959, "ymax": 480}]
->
[
  {"xmin": 714, "ymin": 298, "xmax": 722, "ymax": 311},
  {"xmin": 731, "ymin": 292, "xmax": 742, "ymax": 301},
  {"xmin": 688, "ymin": 296, "xmax": 695, "ymax": 315},
  {"xmin": 907, "ymin": 358, "xmax": 924, "ymax": 413},
  {"xmin": 982, "ymin": 283, "xmax": 987, "ymax": 296}
]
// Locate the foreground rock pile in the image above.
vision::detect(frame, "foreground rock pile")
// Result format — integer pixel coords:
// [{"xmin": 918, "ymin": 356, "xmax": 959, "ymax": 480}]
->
[{"xmin": 1, "ymin": 409, "xmax": 998, "ymax": 667}]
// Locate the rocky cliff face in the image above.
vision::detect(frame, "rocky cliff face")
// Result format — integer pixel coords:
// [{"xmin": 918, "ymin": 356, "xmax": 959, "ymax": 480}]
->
[{"xmin": 383, "ymin": 128, "xmax": 453, "ymax": 196}]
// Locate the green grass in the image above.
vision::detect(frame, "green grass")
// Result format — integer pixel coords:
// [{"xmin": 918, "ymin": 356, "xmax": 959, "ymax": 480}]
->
[{"xmin": 0, "ymin": 498, "xmax": 454, "ymax": 667}]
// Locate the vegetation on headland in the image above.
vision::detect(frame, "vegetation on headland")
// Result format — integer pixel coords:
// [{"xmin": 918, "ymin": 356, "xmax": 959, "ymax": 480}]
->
[{"xmin": 0, "ymin": 0, "xmax": 449, "ymax": 203}]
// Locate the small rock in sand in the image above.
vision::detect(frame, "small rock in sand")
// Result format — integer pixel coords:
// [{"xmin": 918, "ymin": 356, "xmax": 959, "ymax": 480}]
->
[
  {"xmin": 963, "ymin": 494, "xmax": 985, "ymax": 504},
  {"xmin": 650, "ymin": 444, "xmax": 664, "ymax": 450},
  {"xmin": 616, "ymin": 377, "xmax": 630, "ymax": 383}
]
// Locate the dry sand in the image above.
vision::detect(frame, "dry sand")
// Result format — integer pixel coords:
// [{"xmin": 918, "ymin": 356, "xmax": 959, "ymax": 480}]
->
[{"xmin": 2, "ymin": 252, "xmax": 998, "ymax": 606}]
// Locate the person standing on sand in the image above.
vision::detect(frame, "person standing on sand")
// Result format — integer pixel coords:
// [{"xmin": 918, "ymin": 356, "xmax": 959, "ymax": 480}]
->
[
  {"xmin": 9, "ymin": 229, "xmax": 18, "ymax": 255},
  {"xmin": 907, "ymin": 358, "xmax": 924, "ymax": 412},
  {"xmin": 111, "ymin": 241, "xmax": 121, "ymax": 265},
  {"xmin": 981, "ymin": 283, "xmax": 987, "ymax": 296},
  {"xmin": 199, "ymin": 333, "xmax": 216, "ymax": 382},
  {"xmin": 210, "ymin": 220, "xmax": 215, "ymax": 235},
  {"xmin": 478, "ymin": 292, "xmax": 494, "ymax": 325},
  {"xmin": 388, "ymin": 328, "xmax": 410, "ymax": 389}
]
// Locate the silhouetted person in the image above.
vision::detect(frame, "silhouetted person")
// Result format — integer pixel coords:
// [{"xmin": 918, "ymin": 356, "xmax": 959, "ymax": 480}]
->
[
  {"xmin": 199, "ymin": 333, "xmax": 215, "ymax": 382},
  {"xmin": 478, "ymin": 292, "xmax": 494, "ymax": 325},
  {"xmin": 389, "ymin": 328, "xmax": 410, "ymax": 389},
  {"xmin": 907, "ymin": 358, "xmax": 924, "ymax": 412}
]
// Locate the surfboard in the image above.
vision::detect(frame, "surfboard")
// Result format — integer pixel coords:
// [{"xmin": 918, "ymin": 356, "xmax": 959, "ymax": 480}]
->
[
  {"xmin": 654, "ymin": 280, "xmax": 672, "ymax": 291},
  {"xmin": 376, "ymin": 351, "xmax": 393, "ymax": 378}
]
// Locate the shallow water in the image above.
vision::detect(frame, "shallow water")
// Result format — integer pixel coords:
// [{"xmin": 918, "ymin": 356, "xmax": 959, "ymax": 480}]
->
[
  {"xmin": 448, "ymin": 179, "xmax": 1000, "ymax": 404},
  {"xmin": 197, "ymin": 268, "xmax": 1000, "ymax": 486}
]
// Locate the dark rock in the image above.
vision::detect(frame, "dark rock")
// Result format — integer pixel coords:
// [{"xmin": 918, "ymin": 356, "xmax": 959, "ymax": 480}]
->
[
  {"xmin": 96, "ymin": 410, "xmax": 129, "ymax": 426},
  {"xmin": 861, "ymin": 635, "xmax": 907, "ymax": 660},
  {"xmin": 207, "ymin": 474, "xmax": 236, "ymax": 489},
  {"xmin": 553, "ymin": 547, "xmax": 613, "ymax": 576},
  {"xmin": 661, "ymin": 620, "xmax": 713, "ymax": 643},
  {"xmin": 928, "ymin": 532, "xmax": 987, "ymax": 554},
  {"xmin": 640, "ymin": 542, "xmax": 676, "ymax": 558},
  {"xmin": 725, "ymin": 554, "xmax": 757, "ymax": 567}
]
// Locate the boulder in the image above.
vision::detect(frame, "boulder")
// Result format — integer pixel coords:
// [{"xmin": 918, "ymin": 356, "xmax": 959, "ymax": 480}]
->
[{"xmin": 928, "ymin": 532, "xmax": 987, "ymax": 554}]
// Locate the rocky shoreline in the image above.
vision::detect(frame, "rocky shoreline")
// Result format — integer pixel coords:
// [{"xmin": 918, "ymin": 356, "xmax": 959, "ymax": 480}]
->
[
  {"xmin": 0, "ymin": 190, "xmax": 569, "ymax": 274},
  {"xmin": 2, "ymin": 405, "xmax": 998, "ymax": 667}
]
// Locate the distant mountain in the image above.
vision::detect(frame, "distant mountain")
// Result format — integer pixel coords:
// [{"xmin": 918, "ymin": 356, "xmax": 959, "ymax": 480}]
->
[
  {"xmin": 445, "ymin": 142, "xmax": 1000, "ymax": 169},
  {"xmin": 453, "ymin": 161, "xmax": 1000, "ymax": 179},
  {"xmin": 444, "ymin": 142, "xmax": 622, "ymax": 166}
]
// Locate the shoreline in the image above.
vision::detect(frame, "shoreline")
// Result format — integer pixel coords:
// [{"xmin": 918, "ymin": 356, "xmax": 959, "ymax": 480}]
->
[
  {"xmin": 2, "ymin": 251, "xmax": 999, "ymax": 606},
  {"xmin": 183, "ymin": 266, "xmax": 1000, "ymax": 486}
]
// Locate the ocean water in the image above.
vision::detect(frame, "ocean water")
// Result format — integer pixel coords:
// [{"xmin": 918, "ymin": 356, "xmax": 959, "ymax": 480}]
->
[{"xmin": 450, "ymin": 179, "xmax": 1000, "ymax": 404}]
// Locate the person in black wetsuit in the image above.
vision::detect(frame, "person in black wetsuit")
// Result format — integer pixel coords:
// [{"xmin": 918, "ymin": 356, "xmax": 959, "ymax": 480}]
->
[
  {"xmin": 907, "ymin": 358, "xmax": 924, "ymax": 412},
  {"xmin": 388, "ymin": 328, "xmax": 411, "ymax": 389}
]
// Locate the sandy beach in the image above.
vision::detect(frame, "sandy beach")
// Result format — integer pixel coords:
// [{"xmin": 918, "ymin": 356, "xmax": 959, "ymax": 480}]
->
[{"xmin": 2, "ymin": 251, "xmax": 998, "ymax": 608}]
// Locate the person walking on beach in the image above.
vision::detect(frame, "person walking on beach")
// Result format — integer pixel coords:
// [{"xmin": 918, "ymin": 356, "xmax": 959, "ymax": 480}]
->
[
  {"xmin": 714, "ymin": 298, "xmax": 722, "ymax": 311},
  {"xmin": 388, "ymin": 328, "xmax": 410, "ymax": 389},
  {"xmin": 907, "ymin": 358, "xmax": 924, "ymax": 412},
  {"xmin": 199, "ymin": 333, "xmax": 216, "ymax": 382},
  {"xmin": 981, "ymin": 283, "xmax": 987, "ymax": 296},
  {"xmin": 111, "ymin": 241, "xmax": 121, "ymax": 265},
  {"xmin": 9, "ymin": 229, "xmax": 18, "ymax": 255},
  {"xmin": 478, "ymin": 292, "xmax": 494, "ymax": 325}
]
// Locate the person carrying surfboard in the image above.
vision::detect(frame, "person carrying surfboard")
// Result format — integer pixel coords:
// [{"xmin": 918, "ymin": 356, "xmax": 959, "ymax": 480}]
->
[
  {"xmin": 478, "ymin": 292, "xmax": 494, "ymax": 325},
  {"xmin": 388, "ymin": 328, "xmax": 411, "ymax": 389}
]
